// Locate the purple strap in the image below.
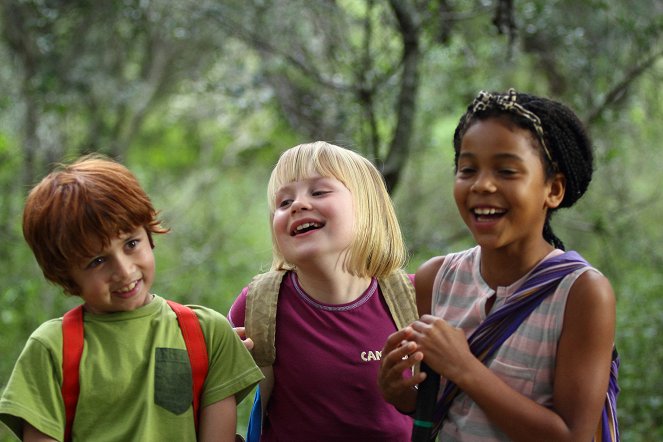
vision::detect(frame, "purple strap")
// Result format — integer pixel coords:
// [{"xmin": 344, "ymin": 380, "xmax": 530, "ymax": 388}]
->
[
  {"xmin": 428, "ymin": 251, "xmax": 619, "ymax": 440},
  {"xmin": 595, "ymin": 348, "xmax": 620, "ymax": 441}
]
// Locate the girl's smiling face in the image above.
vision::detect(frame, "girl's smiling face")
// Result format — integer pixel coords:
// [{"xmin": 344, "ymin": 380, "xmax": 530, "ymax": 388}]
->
[
  {"xmin": 272, "ymin": 174, "xmax": 355, "ymax": 269},
  {"xmin": 454, "ymin": 118, "xmax": 565, "ymax": 252},
  {"xmin": 68, "ymin": 227, "xmax": 155, "ymax": 314}
]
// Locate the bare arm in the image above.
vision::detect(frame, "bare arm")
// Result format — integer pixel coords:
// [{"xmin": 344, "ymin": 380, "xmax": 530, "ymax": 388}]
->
[
  {"xmin": 551, "ymin": 271, "xmax": 616, "ymax": 438},
  {"xmin": 22, "ymin": 422, "xmax": 57, "ymax": 442},
  {"xmin": 376, "ymin": 256, "xmax": 446, "ymax": 413},
  {"xmin": 198, "ymin": 395, "xmax": 238, "ymax": 442},
  {"xmin": 410, "ymin": 270, "xmax": 616, "ymax": 441},
  {"xmin": 415, "ymin": 256, "xmax": 445, "ymax": 316}
]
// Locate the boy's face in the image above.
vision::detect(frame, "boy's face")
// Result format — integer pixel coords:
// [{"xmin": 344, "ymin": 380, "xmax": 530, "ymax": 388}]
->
[{"xmin": 68, "ymin": 227, "xmax": 156, "ymax": 314}]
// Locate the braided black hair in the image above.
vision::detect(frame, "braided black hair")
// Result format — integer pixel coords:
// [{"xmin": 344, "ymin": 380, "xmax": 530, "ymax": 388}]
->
[{"xmin": 452, "ymin": 90, "xmax": 594, "ymax": 250}]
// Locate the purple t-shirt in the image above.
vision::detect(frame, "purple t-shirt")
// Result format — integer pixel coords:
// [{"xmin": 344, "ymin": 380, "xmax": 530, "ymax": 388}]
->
[{"xmin": 229, "ymin": 271, "xmax": 412, "ymax": 441}]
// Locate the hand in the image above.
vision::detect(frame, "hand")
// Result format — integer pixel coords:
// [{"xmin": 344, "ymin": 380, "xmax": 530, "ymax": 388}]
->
[
  {"xmin": 409, "ymin": 314, "xmax": 472, "ymax": 383},
  {"xmin": 233, "ymin": 327, "xmax": 254, "ymax": 351},
  {"xmin": 377, "ymin": 327, "xmax": 425, "ymax": 413}
]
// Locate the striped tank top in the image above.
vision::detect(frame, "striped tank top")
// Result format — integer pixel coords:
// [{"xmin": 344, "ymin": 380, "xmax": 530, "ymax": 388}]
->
[{"xmin": 432, "ymin": 246, "xmax": 596, "ymax": 441}]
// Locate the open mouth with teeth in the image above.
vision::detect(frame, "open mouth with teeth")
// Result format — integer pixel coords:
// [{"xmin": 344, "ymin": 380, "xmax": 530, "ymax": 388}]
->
[
  {"xmin": 117, "ymin": 280, "xmax": 138, "ymax": 293},
  {"xmin": 291, "ymin": 222, "xmax": 324, "ymax": 236},
  {"xmin": 113, "ymin": 279, "xmax": 141, "ymax": 299},
  {"xmin": 472, "ymin": 207, "xmax": 506, "ymax": 222}
]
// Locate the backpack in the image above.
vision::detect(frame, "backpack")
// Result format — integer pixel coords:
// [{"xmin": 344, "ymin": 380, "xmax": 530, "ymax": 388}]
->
[
  {"xmin": 61, "ymin": 300, "xmax": 208, "ymax": 442},
  {"xmin": 245, "ymin": 269, "xmax": 418, "ymax": 367},
  {"xmin": 243, "ymin": 269, "xmax": 418, "ymax": 441}
]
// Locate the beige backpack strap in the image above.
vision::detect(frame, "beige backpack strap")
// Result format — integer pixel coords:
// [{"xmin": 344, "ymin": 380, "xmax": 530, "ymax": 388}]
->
[
  {"xmin": 378, "ymin": 269, "xmax": 419, "ymax": 329},
  {"xmin": 245, "ymin": 270, "xmax": 286, "ymax": 367}
]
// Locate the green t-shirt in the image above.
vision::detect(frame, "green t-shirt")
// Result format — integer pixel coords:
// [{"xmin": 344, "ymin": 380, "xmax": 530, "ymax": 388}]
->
[{"xmin": 0, "ymin": 295, "xmax": 263, "ymax": 441}]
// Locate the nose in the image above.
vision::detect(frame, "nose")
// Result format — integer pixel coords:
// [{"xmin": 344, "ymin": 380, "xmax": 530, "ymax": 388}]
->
[
  {"xmin": 470, "ymin": 171, "xmax": 496, "ymax": 193},
  {"xmin": 290, "ymin": 195, "xmax": 312, "ymax": 212},
  {"xmin": 111, "ymin": 254, "xmax": 134, "ymax": 282}
]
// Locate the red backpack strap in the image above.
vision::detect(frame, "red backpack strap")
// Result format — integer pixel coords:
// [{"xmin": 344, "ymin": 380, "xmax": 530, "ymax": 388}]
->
[
  {"xmin": 166, "ymin": 300, "xmax": 209, "ymax": 433},
  {"xmin": 61, "ymin": 305, "xmax": 85, "ymax": 442}
]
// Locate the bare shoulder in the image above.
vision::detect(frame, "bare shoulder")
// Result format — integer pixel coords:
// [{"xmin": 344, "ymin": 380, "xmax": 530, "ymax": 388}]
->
[
  {"xmin": 416, "ymin": 255, "xmax": 446, "ymax": 282},
  {"xmin": 561, "ymin": 268, "xmax": 616, "ymax": 354},
  {"xmin": 414, "ymin": 255, "xmax": 446, "ymax": 316},
  {"xmin": 567, "ymin": 269, "xmax": 615, "ymax": 313}
]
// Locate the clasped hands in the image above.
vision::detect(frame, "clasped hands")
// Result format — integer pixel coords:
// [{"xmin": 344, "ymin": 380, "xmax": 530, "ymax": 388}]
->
[{"xmin": 377, "ymin": 315, "xmax": 472, "ymax": 411}]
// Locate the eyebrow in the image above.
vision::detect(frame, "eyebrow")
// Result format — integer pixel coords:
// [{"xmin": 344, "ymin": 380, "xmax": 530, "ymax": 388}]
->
[
  {"xmin": 458, "ymin": 152, "xmax": 525, "ymax": 162},
  {"xmin": 275, "ymin": 176, "xmax": 332, "ymax": 193},
  {"xmin": 118, "ymin": 228, "xmax": 141, "ymax": 240},
  {"xmin": 274, "ymin": 184, "xmax": 294, "ymax": 197}
]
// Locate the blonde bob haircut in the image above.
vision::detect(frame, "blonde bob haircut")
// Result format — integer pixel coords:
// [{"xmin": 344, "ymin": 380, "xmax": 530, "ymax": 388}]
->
[
  {"xmin": 267, "ymin": 141, "xmax": 407, "ymax": 278},
  {"xmin": 22, "ymin": 154, "xmax": 168, "ymax": 295}
]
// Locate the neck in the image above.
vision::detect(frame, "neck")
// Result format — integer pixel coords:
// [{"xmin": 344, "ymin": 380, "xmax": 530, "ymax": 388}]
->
[
  {"xmin": 295, "ymin": 269, "xmax": 372, "ymax": 305},
  {"xmin": 479, "ymin": 240, "xmax": 555, "ymax": 289}
]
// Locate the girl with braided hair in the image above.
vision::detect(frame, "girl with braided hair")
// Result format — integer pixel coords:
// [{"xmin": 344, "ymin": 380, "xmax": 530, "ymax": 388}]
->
[{"xmin": 378, "ymin": 89, "xmax": 618, "ymax": 441}]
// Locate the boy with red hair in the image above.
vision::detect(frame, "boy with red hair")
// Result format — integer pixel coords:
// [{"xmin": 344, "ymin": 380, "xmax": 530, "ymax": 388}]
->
[{"xmin": 0, "ymin": 155, "xmax": 262, "ymax": 441}]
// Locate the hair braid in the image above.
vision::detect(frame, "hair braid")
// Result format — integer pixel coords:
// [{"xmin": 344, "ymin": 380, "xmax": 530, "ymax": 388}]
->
[{"xmin": 522, "ymin": 95, "xmax": 594, "ymax": 208}]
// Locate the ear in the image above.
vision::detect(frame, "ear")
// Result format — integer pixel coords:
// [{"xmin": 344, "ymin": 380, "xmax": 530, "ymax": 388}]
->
[{"xmin": 545, "ymin": 173, "xmax": 566, "ymax": 209}]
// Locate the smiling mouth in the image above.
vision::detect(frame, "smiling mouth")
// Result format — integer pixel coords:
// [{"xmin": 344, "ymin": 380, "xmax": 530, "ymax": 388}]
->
[
  {"xmin": 117, "ymin": 280, "xmax": 138, "ymax": 293},
  {"xmin": 291, "ymin": 222, "xmax": 323, "ymax": 236},
  {"xmin": 472, "ymin": 207, "xmax": 506, "ymax": 221},
  {"xmin": 113, "ymin": 280, "xmax": 141, "ymax": 298}
]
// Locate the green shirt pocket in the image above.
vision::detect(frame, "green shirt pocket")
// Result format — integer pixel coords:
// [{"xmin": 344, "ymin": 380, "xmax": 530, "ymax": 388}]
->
[{"xmin": 154, "ymin": 347, "xmax": 193, "ymax": 415}]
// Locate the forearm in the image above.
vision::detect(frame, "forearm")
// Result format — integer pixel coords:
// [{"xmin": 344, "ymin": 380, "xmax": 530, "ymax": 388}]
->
[{"xmin": 455, "ymin": 361, "xmax": 586, "ymax": 442}]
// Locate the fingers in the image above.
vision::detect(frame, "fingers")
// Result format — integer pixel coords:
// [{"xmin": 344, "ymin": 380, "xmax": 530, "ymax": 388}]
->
[
  {"xmin": 409, "ymin": 315, "xmax": 454, "ymax": 341},
  {"xmin": 417, "ymin": 314, "xmax": 438, "ymax": 324},
  {"xmin": 233, "ymin": 327, "xmax": 254, "ymax": 351},
  {"xmin": 380, "ymin": 339, "xmax": 424, "ymax": 385},
  {"xmin": 233, "ymin": 326, "xmax": 247, "ymax": 339},
  {"xmin": 384, "ymin": 340, "xmax": 419, "ymax": 369},
  {"xmin": 411, "ymin": 314, "xmax": 444, "ymax": 332},
  {"xmin": 382, "ymin": 327, "xmax": 415, "ymax": 354},
  {"xmin": 378, "ymin": 336, "xmax": 426, "ymax": 407},
  {"xmin": 241, "ymin": 337, "xmax": 254, "ymax": 351}
]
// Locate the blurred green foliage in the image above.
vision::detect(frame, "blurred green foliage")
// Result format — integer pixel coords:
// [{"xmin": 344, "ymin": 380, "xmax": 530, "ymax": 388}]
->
[{"xmin": 1, "ymin": 0, "xmax": 662, "ymax": 440}]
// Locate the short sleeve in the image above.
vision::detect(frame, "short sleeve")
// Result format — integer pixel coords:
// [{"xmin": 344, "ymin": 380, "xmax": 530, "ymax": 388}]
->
[
  {"xmin": 192, "ymin": 306, "xmax": 263, "ymax": 408},
  {"xmin": 227, "ymin": 286, "xmax": 249, "ymax": 328},
  {"xmin": 0, "ymin": 321, "xmax": 65, "ymax": 440}
]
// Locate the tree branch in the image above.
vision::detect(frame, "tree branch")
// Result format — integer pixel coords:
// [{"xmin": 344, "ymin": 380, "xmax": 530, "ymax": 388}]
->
[
  {"xmin": 382, "ymin": 0, "xmax": 421, "ymax": 193},
  {"xmin": 585, "ymin": 48, "xmax": 663, "ymax": 125}
]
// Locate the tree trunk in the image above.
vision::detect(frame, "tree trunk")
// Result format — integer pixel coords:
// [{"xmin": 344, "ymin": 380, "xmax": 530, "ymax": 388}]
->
[{"xmin": 382, "ymin": 0, "xmax": 421, "ymax": 193}]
